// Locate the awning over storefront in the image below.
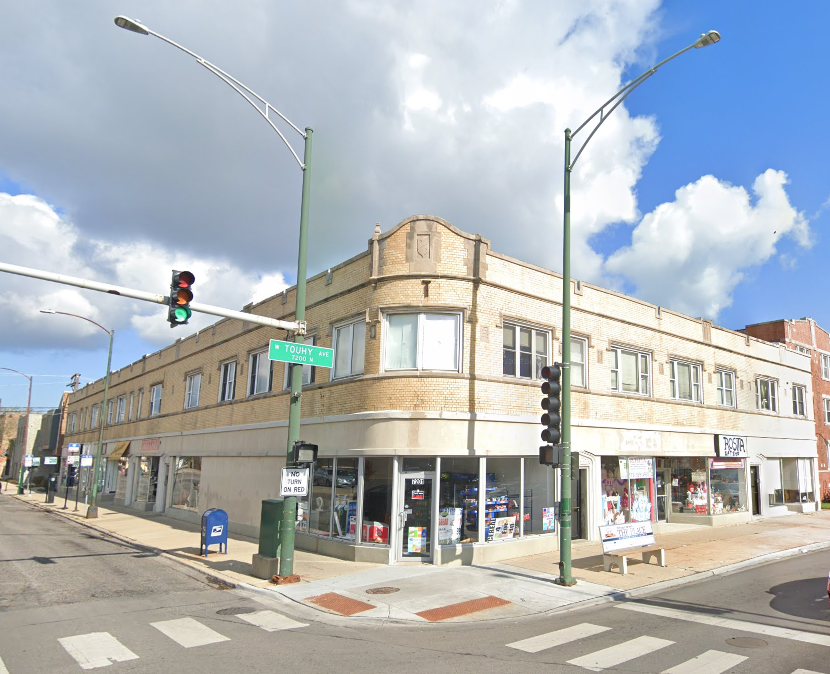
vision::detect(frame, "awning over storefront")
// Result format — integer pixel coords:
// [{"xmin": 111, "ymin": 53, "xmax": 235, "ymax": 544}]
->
[{"xmin": 107, "ymin": 441, "xmax": 130, "ymax": 461}]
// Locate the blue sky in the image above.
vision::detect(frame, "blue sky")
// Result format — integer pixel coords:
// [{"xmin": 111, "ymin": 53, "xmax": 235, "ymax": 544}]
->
[{"xmin": 1, "ymin": 1, "xmax": 828, "ymax": 409}]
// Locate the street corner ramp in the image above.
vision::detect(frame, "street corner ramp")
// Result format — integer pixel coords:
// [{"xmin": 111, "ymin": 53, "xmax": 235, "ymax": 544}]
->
[
  {"xmin": 306, "ymin": 592, "xmax": 376, "ymax": 616},
  {"xmin": 415, "ymin": 595, "xmax": 512, "ymax": 622}
]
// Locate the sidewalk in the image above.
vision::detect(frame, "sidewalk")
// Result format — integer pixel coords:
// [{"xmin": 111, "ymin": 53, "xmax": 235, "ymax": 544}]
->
[{"xmin": 8, "ymin": 488, "xmax": 830, "ymax": 625}]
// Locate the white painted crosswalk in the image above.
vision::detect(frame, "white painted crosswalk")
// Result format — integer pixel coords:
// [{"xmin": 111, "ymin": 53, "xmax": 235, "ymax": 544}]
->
[
  {"xmin": 150, "ymin": 617, "xmax": 230, "ymax": 648},
  {"xmin": 57, "ymin": 632, "xmax": 139, "ymax": 670},
  {"xmin": 236, "ymin": 610, "xmax": 308, "ymax": 632},
  {"xmin": 661, "ymin": 649, "xmax": 747, "ymax": 674},
  {"xmin": 507, "ymin": 624, "xmax": 610, "ymax": 654},
  {"xmin": 566, "ymin": 635, "xmax": 674, "ymax": 671}
]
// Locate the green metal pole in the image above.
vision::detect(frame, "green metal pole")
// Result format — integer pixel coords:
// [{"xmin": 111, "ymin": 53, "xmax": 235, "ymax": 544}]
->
[
  {"xmin": 87, "ymin": 329, "xmax": 114, "ymax": 519},
  {"xmin": 279, "ymin": 127, "xmax": 313, "ymax": 578},
  {"xmin": 557, "ymin": 129, "xmax": 575, "ymax": 586},
  {"xmin": 12, "ymin": 372, "xmax": 32, "ymax": 496}
]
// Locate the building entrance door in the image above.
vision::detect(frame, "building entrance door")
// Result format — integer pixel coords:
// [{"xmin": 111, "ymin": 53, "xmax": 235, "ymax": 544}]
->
[
  {"xmin": 571, "ymin": 468, "xmax": 587, "ymax": 539},
  {"xmin": 750, "ymin": 465, "xmax": 760, "ymax": 515},
  {"xmin": 396, "ymin": 472, "xmax": 434, "ymax": 562},
  {"xmin": 656, "ymin": 469, "xmax": 671, "ymax": 522}
]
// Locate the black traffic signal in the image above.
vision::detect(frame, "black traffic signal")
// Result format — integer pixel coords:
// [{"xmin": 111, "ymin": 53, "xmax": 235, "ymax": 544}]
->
[
  {"xmin": 540, "ymin": 363, "xmax": 562, "ymax": 445},
  {"xmin": 168, "ymin": 270, "xmax": 195, "ymax": 328},
  {"xmin": 291, "ymin": 441, "xmax": 318, "ymax": 465}
]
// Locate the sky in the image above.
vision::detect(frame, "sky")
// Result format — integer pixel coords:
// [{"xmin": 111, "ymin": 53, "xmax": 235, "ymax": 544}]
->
[{"xmin": 1, "ymin": 0, "xmax": 828, "ymax": 409}]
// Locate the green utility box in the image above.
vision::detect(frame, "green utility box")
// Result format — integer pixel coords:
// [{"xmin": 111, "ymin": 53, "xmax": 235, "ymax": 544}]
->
[{"xmin": 258, "ymin": 498, "xmax": 284, "ymax": 559}]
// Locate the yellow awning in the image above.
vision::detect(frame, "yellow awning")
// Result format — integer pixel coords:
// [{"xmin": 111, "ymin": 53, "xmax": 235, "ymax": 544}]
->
[{"xmin": 107, "ymin": 441, "xmax": 130, "ymax": 461}]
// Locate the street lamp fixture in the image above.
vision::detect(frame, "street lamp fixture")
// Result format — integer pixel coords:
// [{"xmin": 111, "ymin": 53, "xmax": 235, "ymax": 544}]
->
[
  {"xmin": 114, "ymin": 16, "xmax": 312, "ymax": 579},
  {"xmin": 40, "ymin": 309, "xmax": 114, "ymax": 519},
  {"xmin": 556, "ymin": 30, "xmax": 720, "ymax": 587}
]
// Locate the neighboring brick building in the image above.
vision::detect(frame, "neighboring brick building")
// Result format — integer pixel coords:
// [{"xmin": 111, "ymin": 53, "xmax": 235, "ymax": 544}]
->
[
  {"xmin": 743, "ymin": 318, "xmax": 830, "ymax": 501},
  {"xmin": 63, "ymin": 216, "xmax": 817, "ymax": 565}
]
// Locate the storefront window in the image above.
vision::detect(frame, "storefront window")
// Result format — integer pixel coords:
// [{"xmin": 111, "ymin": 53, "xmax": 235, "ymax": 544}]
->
[
  {"xmin": 170, "ymin": 457, "xmax": 202, "ymax": 511},
  {"xmin": 332, "ymin": 458, "xmax": 358, "ymax": 540},
  {"xmin": 114, "ymin": 458, "xmax": 129, "ymax": 501},
  {"xmin": 601, "ymin": 457, "xmax": 655, "ymax": 524},
  {"xmin": 798, "ymin": 458, "xmax": 814, "ymax": 502},
  {"xmin": 361, "ymin": 457, "xmax": 392, "ymax": 545},
  {"xmin": 135, "ymin": 457, "xmax": 160, "ymax": 503},
  {"xmin": 669, "ymin": 457, "xmax": 709, "ymax": 515},
  {"xmin": 485, "ymin": 458, "xmax": 521, "ymax": 540},
  {"xmin": 402, "ymin": 457, "xmax": 435, "ymax": 472},
  {"xmin": 438, "ymin": 457, "xmax": 479, "ymax": 543},
  {"xmin": 307, "ymin": 458, "xmax": 334, "ymax": 536},
  {"xmin": 709, "ymin": 458, "xmax": 746, "ymax": 514},
  {"xmin": 523, "ymin": 460, "xmax": 557, "ymax": 535}
]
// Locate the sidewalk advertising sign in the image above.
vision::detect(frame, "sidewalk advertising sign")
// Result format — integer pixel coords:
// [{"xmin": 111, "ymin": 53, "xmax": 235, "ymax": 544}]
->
[
  {"xmin": 280, "ymin": 467, "xmax": 309, "ymax": 496},
  {"xmin": 80, "ymin": 455, "xmax": 94, "ymax": 467},
  {"xmin": 23, "ymin": 455, "xmax": 33, "ymax": 467},
  {"xmin": 68, "ymin": 443, "xmax": 81, "ymax": 454},
  {"xmin": 715, "ymin": 435, "xmax": 747, "ymax": 458},
  {"xmin": 44, "ymin": 457, "xmax": 58, "ymax": 465},
  {"xmin": 599, "ymin": 521, "xmax": 655, "ymax": 553}
]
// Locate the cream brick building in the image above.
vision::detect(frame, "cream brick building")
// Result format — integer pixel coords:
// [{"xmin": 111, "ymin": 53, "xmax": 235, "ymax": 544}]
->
[{"xmin": 63, "ymin": 216, "xmax": 818, "ymax": 565}]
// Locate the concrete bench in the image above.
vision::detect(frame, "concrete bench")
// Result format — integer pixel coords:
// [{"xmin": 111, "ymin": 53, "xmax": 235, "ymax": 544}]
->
[{"xmin": 602, "ymin": 543, "xmax": 666, "ymax": 575}]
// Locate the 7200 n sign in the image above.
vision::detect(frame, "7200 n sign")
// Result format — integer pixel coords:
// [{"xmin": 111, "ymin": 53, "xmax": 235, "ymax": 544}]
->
[{"xmin": 269, "ymin": 339, "xmax": 333, "ymax": 368}]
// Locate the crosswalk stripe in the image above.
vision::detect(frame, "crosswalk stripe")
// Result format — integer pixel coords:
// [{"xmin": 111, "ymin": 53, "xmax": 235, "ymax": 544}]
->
[
  {"xmin": 619, "ymin": 603, "xmax": 830, "ymax": 647},
  {"xmin": 150, "ymin": 617, "xmax": 230, "ymax": 648},
  {"xmin": 58, "ymin": 632, "xmax": 139, "ymax": 670},
  {"xmin": 791, "ymin": 670, "xmax": 824, "ymax": 674},
  {"xmin": 506, "ymin": 623, "xmax": 611, "ymax": 654},
  {"xmin": 567, "ymin": 635, "xmax": 674, "ymax": 671},
  {"xmin": 0, "ymin": 655, "xmax": 9, "ymax": 674},
  {"xmin": 236, "ymin": 610, "xmax": 308, "ymax": 632},
  {"xmin": 662, "ymin": 649, "xmax": 748, "ymax": 674}
]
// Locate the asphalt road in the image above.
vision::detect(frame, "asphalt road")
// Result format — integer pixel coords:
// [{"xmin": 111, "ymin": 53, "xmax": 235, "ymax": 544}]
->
[{"xmin": 1, "ymin": 494, "xmax": 829, "ymax": 674}]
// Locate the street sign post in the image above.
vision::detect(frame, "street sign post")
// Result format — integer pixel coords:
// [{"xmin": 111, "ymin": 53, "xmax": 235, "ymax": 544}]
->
[{"xmin": 269, "ymin": 339, "xmax": 333, "ymax": 369}]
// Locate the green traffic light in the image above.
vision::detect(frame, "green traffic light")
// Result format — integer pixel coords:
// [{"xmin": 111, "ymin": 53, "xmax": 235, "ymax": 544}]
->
[{"xmin": 173, "ymin": 306, "xmax": 191, "ymax": 322}]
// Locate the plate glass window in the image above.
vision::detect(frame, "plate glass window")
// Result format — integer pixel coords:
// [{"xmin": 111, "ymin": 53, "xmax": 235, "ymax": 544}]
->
[
  {"xmin": 219, "ymin": 361, "xmax": 236, "ymax": 402},
  {"xmin": 385, "ymin": 312, "xmax": 460, "ymax": 372},
  {"xmin": 502, "ymin": 324, "xmax": 549, "ymax": 379},
  {"xmin": 249, "ymin": 350, "xmax": 273, "ymax": 396},
  {"xmin": 184, "ymin": 373, "xmax": 201, "ymax": 409},
  {"xmin": 128, "ymin": 392, "xmax": 134, "ymax": 421},
  {"xmin": 90, "ymin": 405, "xmax": 99, "ymax": 429},
  {"xmin": 610, "ymin": 347, "xmax": 650, "ymax": 395},
  {"xmin": 792, "ymin": 385, "xmax": 806, "ymax": 416},
  {"xmin": 149, "ymin": 384, "xmax": 162, "ymax": 417},
  {"xmin": 570, "ymin": 336, "xmax": 587, "ymax": 387},
  {"xmin": 106, "ymin": 400, "xmax": 114, "ymax": 425},
  {"xmin": 824, "ymin": 397, "xmax": 830, "ymax": 424},
  {"xmin": 756, "ymin": 378, "xmax": 777, "ymax": 412},
  {"xmin": 822, "ymin": 354, "xmax": 830, "ymax": 380},
  {"xmin": 136, "ymin": 389, "xmax": 144, "ymax": 420},
  {"xmin": 716, "ymin": 370, "xmax": 736, "ymax": 407},
  {"xmin": 333, "ymin": 320, "xmax": 366, "ymax": 379},
  {"xmin": 670, "ymin": 360, "xmax": 701, "ymax": 402},
  {"xmin": 116, "ymin": 396, "xmax": 126, "ymax": 423}
]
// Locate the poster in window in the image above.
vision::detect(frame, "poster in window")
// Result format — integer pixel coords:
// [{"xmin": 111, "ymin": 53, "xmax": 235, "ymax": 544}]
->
[
  {"xmin": 407, "ymin": 526, "xmax": 427, "ymax": 553},
  {"xmin": 542, "ymin": 507, "xmax": 556, "ymax": 532},
  {"xmin": 489, "ymin": 516, "xmax": 516, "ymax": 540},
  {"xmin": 438, "ymin": 508, "xmax": 463, "ymax": 545}
]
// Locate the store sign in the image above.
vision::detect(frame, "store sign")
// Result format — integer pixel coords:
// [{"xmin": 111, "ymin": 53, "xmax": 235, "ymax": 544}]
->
[
  {"xmin": 620, "ymin": 457, "xmax": 653, "ymax": 480},
  {"xmin": 280, "ymin": 467, "xmax": 309, "ymax": 496},
  {"xmin": 711, "ymin": 458, "xmax": 745, "ymax": 470},
  {"xmin": 140, "ymin": 438, "xmax": 162, "ymax": 456},
  {"xmin": 411, "ymin": 489, "xmax": 425, "ymax": 500},
  {"xmin": 80, "ymin": 455, "xmax": 93, "ymax": 467},
  {"xmin": 68, "ymin": 443, "xmax": 81, "ymax": 454},
  {"xmin": 44, "ymin": 457, "xmax": 58, "ymax": 465},
  {"xmin": 599, "ymin": 521, "xmax": 656, "ymax": 553},
  {"xmin": 438, "ymin": 508, "xmax": 463, "ymax": 545},
  {"xmin": 23, "ymin": 454, "xmax": 33, "ymax": 467},
  {"xmin": 32, "ymin": 457, "xmax": 41, "ymax": 467},
  {"xmin": 715, "ymin": 435, "xmax": 747, "ymax": 458},
  {"xmin": 67, "ymin": 456, "xmax": 79, "ymax": 467}
]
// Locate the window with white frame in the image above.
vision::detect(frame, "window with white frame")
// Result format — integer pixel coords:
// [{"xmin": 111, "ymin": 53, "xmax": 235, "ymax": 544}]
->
[
  {"xmin": 219, "ymin": 361, "xmax": 236, "ymax": 402},
  {"xmin": 610, "ymin": 346, "xmax": 650, "ymax": 395},
  {"xmin": 670, "ymin": 359, "xmax": 702, "ymax": 402},
  {"xmin": 136, "ymin": 389, "xmax": 144, "ymax": 420},
  {"xmin": 716, "ymin": 369, "xmax": 736, "ymax": 407},
  {"xmin": 794, "ymin": 345, "xmax": 810, "ymax": 355},
  {"xmin": 756, "ymin": 377, "xmax": 778, "ymax": 412},
  {"xmin": 822, "ymin": 354, "xmax": 830, "ymax": 380},
  {"xmin": 149, "ymin": 384, "xmax": 162, "ymax": 417},
  {"xmin": 69, "ymin": 412, "xmax": 77, "ymax": 433},
  {"xmin": 333, "ymin": 320, "xmax": 366, "ymax": 379},
  {"xmin": 91, "ymin": 405, "xmax": 99, "ymax": 429},
  {"xmin": 824, "ymin": 397, "xmax": 830, "ymax": 424},
  {"xmin": 503, "ymin": 323, "xmax": 549, "ymax": 379},
  {"xmin": 792, "ymin": 385, "xmax": 806, "ymax": 416},
  {"xmin": 115, "ymin": 396, "xmax": 126, "ymax": 423},
  {"xmin": 249, "ymin": 349, "xmax": 273, "ymax": 396},
  {"xmin": 385, "ymin": 312, "xmax": 460, "ymax": 371},
  {"xmin": 571, "ymin": 336, "xmax": 588, "ymax": 388},
  {"xmin": 128, "ymin": 392, "xmax": 134, "ymax": 421},
  {"xmin": 283, "ymin": 336, "xmax": 317, "ymax": 388},
  {"xmin": 106, "ymin": 400, "xmax": 114, "ymax": 425},
  {"xmin": 184, "ymin": 372, "xmax": 201, "ymax": 409}
]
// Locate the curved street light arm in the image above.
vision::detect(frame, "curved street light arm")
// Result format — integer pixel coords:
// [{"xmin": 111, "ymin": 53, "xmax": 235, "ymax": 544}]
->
[
  {"xmin": 114, "ymin": 16, "xmax": 306, "ymax": 169},
  {"xmin": 41, "ymin": 310, "xmax": 113, "ymax": 337},
  {"xmin": 0, "ymin": 366, "xmax": 32, "ymax": 383}
]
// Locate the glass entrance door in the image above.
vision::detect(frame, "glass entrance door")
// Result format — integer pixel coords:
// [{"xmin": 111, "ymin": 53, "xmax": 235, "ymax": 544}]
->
[
  {"xmin": 397, "ymin": 472, "xmax": 434, "ymax": 562},
  {"xmin": 656, "ymin": 469, "xmax": 670, "ymax": 521}
]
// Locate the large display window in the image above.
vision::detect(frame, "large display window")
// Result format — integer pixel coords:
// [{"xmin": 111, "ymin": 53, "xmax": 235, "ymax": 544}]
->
[
  {"xmin": 601, "ymin": 457, "xmax": 655, "ymax": 524},
  {"xmin": 333, "ymin": 458, "xmax": 358, "ymax": 540},
  {"xmin": 709, "ymin": 458, "xmax": 747, "ymax": 514},
  {"xmin": 170, "ymin": 456, "xmax": 201, "ymax": 511},
  {"xmin": 485, "ymin": 458, "xmax": 521, "ymax": 540},
  {"xmin": 523, "ymin": 459, "xmax": 557, "ymax": 535},
  {"xmin": 361, "ymin": 457, "xmax": 392, "ymax": 545},
  {"xmin": 670, "ymin": 457, "xmax": 709, "ymax": 515},
  {"xmin": 438, "ymin": 457, "xmax": 479, "ymax": 543}
]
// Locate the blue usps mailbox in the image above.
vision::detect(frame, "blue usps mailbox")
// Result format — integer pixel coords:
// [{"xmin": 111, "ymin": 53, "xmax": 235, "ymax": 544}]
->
[{"xmin": 200, "ymin": 508, "xmax": 228, "ymax": 557}]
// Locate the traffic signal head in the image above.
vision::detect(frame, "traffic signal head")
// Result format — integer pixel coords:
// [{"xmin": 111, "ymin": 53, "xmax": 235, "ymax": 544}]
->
[
  {"xmin": 541, "ymin": 363, "xmax": 562, "ymax": 445},
  {"xmin": 168, "ymin": 270, "xmax": 195, "ymax": 327}
]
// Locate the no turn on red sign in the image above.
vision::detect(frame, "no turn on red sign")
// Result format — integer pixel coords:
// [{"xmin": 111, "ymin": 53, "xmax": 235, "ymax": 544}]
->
[{"xmin": 280, "ymin": 467, "xmax": 309, "ymax": 497}]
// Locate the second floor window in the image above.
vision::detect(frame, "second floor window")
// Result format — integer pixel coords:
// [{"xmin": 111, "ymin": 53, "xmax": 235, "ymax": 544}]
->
[
  {"xmin": 385, "ymin": 312, "xmax": 460, "ymax": 372},
  {"xmin": 69, "ymin": 413, "xmax": 77, "ymax": 433},
  {"xmin": 717, "ymin": 370, "xmax": 736, "ymax": 407},
  {"xmin": 822, "ymin": 354, "xmax": 830, "ymax": 380},
  {"xmin": 184, "ymin": 373, "xmax": 201, "ymax": 409},
  {"xmin": 249, "ymin": 350, "xmax": 273, "ymax": 396},
  {"xmin": 128, "ymin": 392, "xmax": 134, "ymax": 421},
  {"xmin": 136, "ymin": 389, "xmax": 144, "ymax": 420},
  {"xmin": 219, "ymin": 361, "xmax": 236, "ymax": 402},
  {"xmin": 106, "ymin": 400, "xmax": 114, "ymax": 425},
  {"xmin": 824, "ymin": 398, "xmax": 830, "ymax": 424},
  {"xmin": 115, "ymin": 396, "xmax": 126, "ymax": 423},
  {"xmin": 670, "ymin": 359, "xmax": 701, "ymax": 402},
  {"xmin": 792, "ymin": 385, "xmax": 806, "ymax": 416},
  {"xmin": 503, "ymin": 324, "xmax": 548, "ymax": 379},
  {"xmin": 333, "ymin": 320, "xmax": 366, "ymax": 379},
  {"xmin": 91, "ymin": 405, "xmax": 99, "ymax": 429},
  {"xmin": 570, "ymin": 336, "xmax": 588, "ymax": 388},
  {"xmin": 610, "ymin": 347, "xmax": 650, "ymax": 395},
  {"xmin": 756, "ymin": 377, "xmax": 777, "ymax": 412},
  {"xmin": 149, "ymin": 384, "xmax": 162, "ymax": 417}
]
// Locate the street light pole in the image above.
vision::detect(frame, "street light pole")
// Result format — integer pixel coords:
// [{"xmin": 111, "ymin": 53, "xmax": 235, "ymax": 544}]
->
[
  {"xmin": 0, "ymin": 368, "xmax": 33, "ymax": 495},
  {"xmin": 40, "ymin": 310, "xmax": 113, "ymax": 518},
  {"xmin": 114, "ymin": 16, "xmax": 312, "ymax": 579},
  {"xmin": 556, "ymin": 30, "xmax": 720, "ymax": 587}
]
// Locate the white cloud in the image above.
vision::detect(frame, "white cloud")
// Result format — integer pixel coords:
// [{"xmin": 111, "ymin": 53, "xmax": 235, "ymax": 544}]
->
[
  {"xmin": 0, "ymin": 193, "xmax": 287, "ymax": 350},
  {"xmin": 604, "ymin": 169, "xmax": 811, "ymax": 320}
]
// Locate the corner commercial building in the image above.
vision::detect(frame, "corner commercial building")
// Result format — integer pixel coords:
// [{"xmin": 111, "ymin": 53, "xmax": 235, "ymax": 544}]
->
[{"xmin": 63, "ymin": 216, "xmax": 818, "ymax": 565}]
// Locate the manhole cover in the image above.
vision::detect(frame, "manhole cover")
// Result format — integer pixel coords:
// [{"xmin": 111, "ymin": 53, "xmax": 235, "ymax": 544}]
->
[
  {"xmin": 726, "ymin": 637, "xmax": 768, "ymax": 648},
  {"xmin": 216, "ymin": 606, "xmax": 257, "ymax": 615},
  {"xmin": 366, "ymin": 587, "xmax": 400, "ymax": 595}
]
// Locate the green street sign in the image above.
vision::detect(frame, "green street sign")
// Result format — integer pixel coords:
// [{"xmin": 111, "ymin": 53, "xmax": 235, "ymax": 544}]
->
[{"xmin": 269, "ymin": 339, "xmax": 334, "ymax": 368}]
